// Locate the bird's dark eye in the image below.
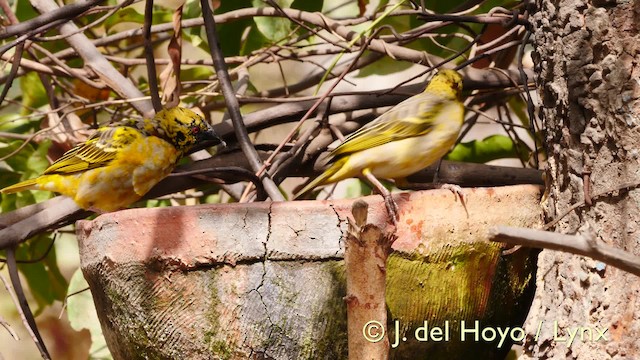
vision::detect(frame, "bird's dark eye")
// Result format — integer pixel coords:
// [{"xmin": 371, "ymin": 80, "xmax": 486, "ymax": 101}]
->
[{"xmin": 192, "ymin": 126, "xmax": 200, "ymax": 134}]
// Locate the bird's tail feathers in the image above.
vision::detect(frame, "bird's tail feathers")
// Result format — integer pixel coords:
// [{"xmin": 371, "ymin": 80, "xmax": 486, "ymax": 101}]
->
[
  {"xmin": 294, "ymin": 158, "xmax": 346, "ymax": 199},
  {"xmin": 1, "ymin": 179, "xmax": 39, "ymax": 194}
]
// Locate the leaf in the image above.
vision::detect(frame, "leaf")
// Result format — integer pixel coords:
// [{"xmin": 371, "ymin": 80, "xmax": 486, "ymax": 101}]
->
[
  {"xmin": 345, "ymin": 179, "xmax": 373, "ymax": 198},
  {"xmin": 0, "ymin": 140, "xmax": 53, "ymax": 209},
  {"xmin": 27, "ymin": 139, "xmax": 51, "ymax": 177},
  {"xmin": 0, "ymin": 113, "xmax": 32, "ymax": 133},
  {"xmin": 212, "ymin": 0, "xmax": 254, "ymax": 57},
  {"xmin": 446, "ymin": 135, "xmax": 530, "ymax": 163},
  {"xmin": 183, "ymin": 0, "xmax": 206, "ymax": 47},
  {"xmin": 357, "ymin": 0, "xmax": 368, "ymax": 16},
  {"xmin": 0, "ymin": 140, "xmax": 50, "ymax": 176},
  {"xmin": 508, "ymin": 96, "xmax": 531, "ymax": 131},
  {"xmin": 15, "ymin": 234, "xmax": 67, "ymax": 314},
  {"xmin": 104, "ymin": 7, "xmax": 144, "ymax": 31},
  {"xmin": 15, "ymin": 0, "xmax": 38, "ymax": 22},
  {"xmin": 239, "ymin": 24, "xmax": 269, "ymax": 55},
  {"xmin": 181, "ymin": 67, "xmax": 215, "ymax": 82},
  {"xmin": 291, "ymin": 0, "xmax": 323, "ymax": 12},
  {"xmin": 20, "ymin": 72, "xmax": 47, "ymax": 113},
  {"xmin": 67, "ymin": 268, "xmax": 113, "ymax": 359},
  {"xmin": 0, "ymin": 141, "xmax": 29, "ymax": 173},
  {"xmin": 251, "ymin": 0, "xmax": 294, "ymax": 43},
  {"xmin": 356, "ymin": 55, "xmax": 413, "ymax": 77},
  {"xmin": 160, "ymin": 5, "xmax": 184, "ymax": 107}
]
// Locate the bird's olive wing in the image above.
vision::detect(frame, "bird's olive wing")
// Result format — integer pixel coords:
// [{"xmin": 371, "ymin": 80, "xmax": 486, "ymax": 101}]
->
[
  {"xmin": 44, "ymin": 127, "xmax": 141, "ymax": 174},
  {"xmin": 331, "ymin": 94, "xmax": 445, "ymax": 157}
]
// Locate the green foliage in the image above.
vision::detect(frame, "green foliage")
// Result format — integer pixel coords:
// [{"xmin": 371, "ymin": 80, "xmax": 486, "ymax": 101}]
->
[
  {"xmin": 14, "ymin": 235, "xmax": 68, "ymax": 313},
  {"xmin": 0, "ymin": 140, "xmax": 52, "ymax": 206},
  {"xmin": 212, "ymin": 0, "xmax": 325, "ymax": 56},
  {"xmin": 183, "ymin": 0, "xmax": 207, "ymax": 47},
  {"xmin": 144, "ymin": 198, "xmax": 171, "ymax": 207},
  {"xmin": 14, "ymin": 0, "xmax": 39, "ymax": 22},
  {"xmin": 1, "ymin": 140, "xmax": 53, "ymax": 207},
  {"xmin": 0, "ymin": 140, "xmax": 62, "ymax": 317},
  {"xmin": 356, "ymin": 55, "xmax": 413, "ymax": 77},
  {"xmin": 104, "ymin": 6, "xmax": 173, "ymax": 32},
  {"xmin": 181, "ymin": 67, "xmax": 215, "ymax": 83},
  {"xmin": 252, "ymin": 0, "xmax": 294, "ymax": 43},
  {"xmin": 20, "ymin": 73, "xmax": 48, "ymax": 113},
  {"xmin": 104, "ymin": 8, "xmax": 144, "ymax": 30},
  {"xmin": 212, "ymin": 0, "xmax": 254, "ymax": 56},
  {"xmin": 446, "ymin": 135, "xmax": 530, "ymax": 163},
  {"xmin": 0, "ymin": 139, "xmax": 62, "ymax": 313},
  {"xmin": 291, "ymin": 0, "xmax": 323, "ymax": 12},
  {"xmin": 67, "ymin": 269, "xmax": 113, "ymax": 359}
]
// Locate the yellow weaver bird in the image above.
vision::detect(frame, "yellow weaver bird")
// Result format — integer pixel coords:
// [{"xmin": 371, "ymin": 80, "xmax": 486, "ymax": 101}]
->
[
  {"xmin": 296, "ymin": 69, "xmax": 465, "ymax": 219},
  {"xmin": 1, "ymin": 107, "xmax": 222, "ymax": 212}
]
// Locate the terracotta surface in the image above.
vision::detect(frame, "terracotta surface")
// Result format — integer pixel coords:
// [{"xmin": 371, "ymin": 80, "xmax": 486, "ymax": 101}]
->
[
  {"xmin": 77, "ymin": 185, "xmax": 543, "ymax": 359},
  {"xmin": 78, "ymin": 185, "xmax": 542, "ymax": 264}
]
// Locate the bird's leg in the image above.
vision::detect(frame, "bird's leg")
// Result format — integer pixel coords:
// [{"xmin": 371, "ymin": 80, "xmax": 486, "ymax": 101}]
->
[
  {"xmin": 433, "ymin": 158, "xmax": 444, "ymax": 184},
  {"xmin": 362, "ymin": 168, "xmax": 398, "ymax": 224}
]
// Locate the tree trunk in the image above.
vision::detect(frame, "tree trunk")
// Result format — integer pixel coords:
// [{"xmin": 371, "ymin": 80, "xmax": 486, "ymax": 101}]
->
[{"xmin": 527, "ymin": 0, "xmax": 640, "ymax": 358}]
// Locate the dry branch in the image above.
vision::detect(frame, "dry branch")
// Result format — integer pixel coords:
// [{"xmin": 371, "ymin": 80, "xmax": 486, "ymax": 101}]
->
[
  {"xmin": 200, "ymin": 0, "xmax": 284, "ymax": 201},
  {"xmin": 489, "ymin": 226, "xmax": 640, "ymax": 277},
  {"xmin": 30, "ymin": 0, "xmax": 154, "ymax": 117}
]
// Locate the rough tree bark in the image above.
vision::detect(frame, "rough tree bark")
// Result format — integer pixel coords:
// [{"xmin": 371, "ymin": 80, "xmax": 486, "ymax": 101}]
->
[{"xmin": 526, "ymin": 0, "xmax": 640, "ymax": 358}]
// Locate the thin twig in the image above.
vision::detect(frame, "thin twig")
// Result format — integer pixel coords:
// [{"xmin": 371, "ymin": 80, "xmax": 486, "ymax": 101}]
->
[
  {"xmin": 200, "ymin": 0, "xmax": 284, "ymax": 201},
  {"xmin": 30, "ymin": 43, "xmax": 104, "ymax": 89},
  {"xmin": 5, "ymin": 247, "xmax": 51, "ymax": 359},
  {"xmin": 144, "ymin": 0, "xmax": 162, "ymax": 112},
  {"xmin": 30, "ymin": 0, "xmax": 154, "ymax": 117},
  {"xmin": 0, "ymin": 42, "xmax": 23, "ymax": 105},
  {"xmin": 0, "ymin": 234, "xmax": 56, "ymax": 264},
  {"xmin": 0, "ymin": 0, "xmax": 105, "ymax": 40},
  {"xmin": 0, "ymin": 314, "xmax": 19, "ymax": 341},
  {"xmin": 58, "ymin": 287, "xmax": 90, "ymax": 319},
  {"xmin": 517, "ymin": 29, "xmax": 538, "ymax": 168}
]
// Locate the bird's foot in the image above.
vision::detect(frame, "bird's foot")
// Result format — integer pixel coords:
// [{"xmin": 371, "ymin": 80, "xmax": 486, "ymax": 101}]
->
[
  {"xmin": 438, "ymin": 183, "xmax": 464, "ymax": 202},
  {"xmin": 381, "ymin": 193, "xmax": 399, "ymax": 225},
  {"xmin": 437, "ymin": 183, "xmax": 468, "ymax": 217}
]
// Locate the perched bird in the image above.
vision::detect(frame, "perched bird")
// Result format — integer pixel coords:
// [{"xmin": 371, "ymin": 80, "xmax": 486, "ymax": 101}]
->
[
  {"xmin": 296, "ymin": 69, "xmax": 465, "ymax": 220},
  {"xmin": 1, "ymin": 107, "xmax": 223, "ymax": 212}
]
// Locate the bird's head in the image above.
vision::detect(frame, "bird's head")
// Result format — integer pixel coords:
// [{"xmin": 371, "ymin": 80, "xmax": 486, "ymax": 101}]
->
[
  {"xmin": 425, "ymin": 69, "xmax": 464, "ymax": 100},
  {"xmin": 150, "ymin": 107, "xmax": 224, "ymax": 152}
]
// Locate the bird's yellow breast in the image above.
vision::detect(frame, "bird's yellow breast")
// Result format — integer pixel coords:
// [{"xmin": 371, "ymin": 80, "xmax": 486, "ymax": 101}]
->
[{"xmin": 38, "ymin": 136, "xmax": 180, "ymax": 212}]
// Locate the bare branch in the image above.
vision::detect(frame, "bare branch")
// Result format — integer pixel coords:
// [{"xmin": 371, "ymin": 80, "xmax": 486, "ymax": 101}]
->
[
  {"xmin": 30, "ymin": 0, "xmax": 154, "ymax": 117},
  {"xmin": 489, "ymin": 225, "xmax": 640, "ymax": 277},
  {"xmin": 4, "ymin": 248, "xmax": 51, "ymax": 359},
  {"xmin": 200, "ymin": 0, "xmax": 284, "ymax": 201},
  {"xmin": 143, "ymin": 0, "xmax": 162, "ymax": 112},
  {"xmin": 0, "ymin": 0, "xmax": 104, "ymax": 40},
  {"xmin": 0, "ymin": 42, "xmax": 23, "ymax": 105},
  {"xmin": 0, "ymin": 314, "xmax": 19, "ymax": 341}
]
